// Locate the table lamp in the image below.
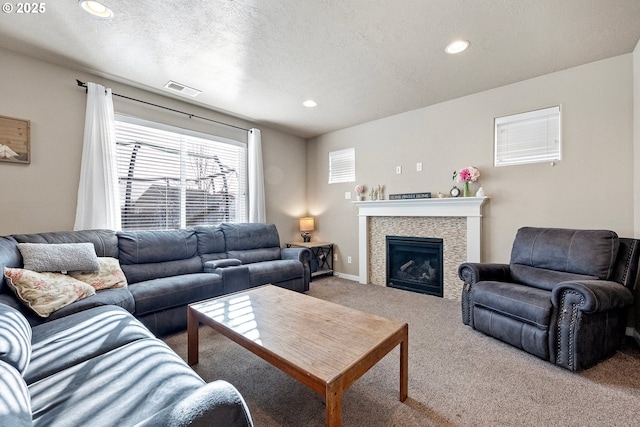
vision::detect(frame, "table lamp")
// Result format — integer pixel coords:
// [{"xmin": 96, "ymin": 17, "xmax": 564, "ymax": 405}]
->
[{"xmin": 299, "ymin": 217, "xmax": 315, "ymax": 242}]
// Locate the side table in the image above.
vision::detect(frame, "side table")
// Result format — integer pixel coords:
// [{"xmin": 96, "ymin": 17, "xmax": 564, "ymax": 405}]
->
[{"xmin": 286, "ymin": 241, "xmax": 334, "ymax": 280}]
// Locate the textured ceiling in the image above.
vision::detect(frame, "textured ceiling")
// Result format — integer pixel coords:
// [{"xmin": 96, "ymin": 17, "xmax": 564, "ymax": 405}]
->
[{"xmin": 1, "ymin": 1, "xmax": 639, "ymax": 138}]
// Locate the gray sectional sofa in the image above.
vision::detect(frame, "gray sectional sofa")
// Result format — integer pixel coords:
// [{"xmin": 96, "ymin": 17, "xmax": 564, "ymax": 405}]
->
[
  {"xmin": 0, "ymin": 222, "xmax": 310, "ymax": 426},
  {"xmin": 0, "ymin": 303, "xmax": 253, "ymax": 427},
  {"xmin": 0, "ymin": 222, "xmax": 311, "ymax": 336}
]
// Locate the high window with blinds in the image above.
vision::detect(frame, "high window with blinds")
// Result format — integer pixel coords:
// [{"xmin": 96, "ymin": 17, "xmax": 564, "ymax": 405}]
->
[
  {"xmin": 494, "ymin": 106, "xmax": 561, "ymax": 167},
  {"xmin": 114, "ymin": 115, "xmax": 247, "ymax": 230},
  {"xmin": 328, "ymin": 148, "xmax": 355, "ymax": 184}
]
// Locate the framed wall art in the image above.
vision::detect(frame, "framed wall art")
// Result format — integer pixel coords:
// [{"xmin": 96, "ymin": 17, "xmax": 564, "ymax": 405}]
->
[{"xmin": 0, "ymin": 115, "xmax": 30, "ymax": 164}]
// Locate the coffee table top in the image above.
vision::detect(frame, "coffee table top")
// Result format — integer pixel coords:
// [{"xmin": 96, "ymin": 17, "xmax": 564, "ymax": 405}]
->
[{"xmin": 189, "ymin": 285, "xmax": 407, "ymax": 391}]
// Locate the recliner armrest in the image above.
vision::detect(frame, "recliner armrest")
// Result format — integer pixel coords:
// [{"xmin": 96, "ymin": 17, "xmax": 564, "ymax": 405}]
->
[
  {"xmin": 134, "ymin": 380, "xmax": 253, "ymax": 427},
  {"xmin": 551, "ymin": 280, "xmax": 633, "ymax": 313},
  {"xmin": 458, "ymin": 263, "xmax": 511, "ymax": 285}
]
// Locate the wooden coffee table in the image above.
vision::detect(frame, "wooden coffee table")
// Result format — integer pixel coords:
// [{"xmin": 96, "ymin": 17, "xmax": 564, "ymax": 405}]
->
[{"xmin": 188, "ymin": 284, "xmax": 408, "ymax": 427}]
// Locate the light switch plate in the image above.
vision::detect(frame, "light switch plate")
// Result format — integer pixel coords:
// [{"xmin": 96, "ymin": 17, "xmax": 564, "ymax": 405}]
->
[{"xmin": 345, "ymin": 191, "xmax": 351, "ymax": 199}]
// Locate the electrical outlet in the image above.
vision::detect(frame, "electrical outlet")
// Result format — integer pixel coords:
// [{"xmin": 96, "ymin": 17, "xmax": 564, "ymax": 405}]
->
[
  {"xmin": 345, "ymin": 191, "xmax": 351, "ymax": 199},
  {"xmin": 396, "ymin": 166, "xmax": 402, "ymax": 174},
  {"xmin": 347, "ymin": 256, "xmax": 352, "ymax": 264},
  {"xmin": 416, "ymin": 162, "xmax": 423, "ymax": 172},
  {"xmin": 333, "ymin": 254, "xmax": 338, "ymax": 261}
]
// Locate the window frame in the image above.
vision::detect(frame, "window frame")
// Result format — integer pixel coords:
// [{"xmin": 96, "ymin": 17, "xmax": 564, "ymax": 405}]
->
[
  {"xmin": 114, "ymin": 114, "xmax": 248, "ymax": 230},
  {"xmin": 494, "ymin": 106, "xmax": 561, "ymax": 167},
  {"xmin": 328, "ymin": 147, "xmax": 356, "ymax": 184}
]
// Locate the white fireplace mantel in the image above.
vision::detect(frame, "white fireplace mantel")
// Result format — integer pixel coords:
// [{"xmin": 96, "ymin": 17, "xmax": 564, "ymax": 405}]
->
[{"xmin": 353, "ymin": 197, "xmax": 488, "ymax": 284}]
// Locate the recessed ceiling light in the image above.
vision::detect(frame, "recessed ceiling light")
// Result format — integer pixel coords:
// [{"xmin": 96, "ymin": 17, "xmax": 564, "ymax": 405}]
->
[
  {"xmin": 79, "ymin": 1, "xmax": 113, "ymax": 18},
  {"xmin": 445, "ymin": 40, "xmax": 470, "ymax": 54},
  {"xmin": 303, "ymin": 100, "xmax": 318, "ymax": 108}
]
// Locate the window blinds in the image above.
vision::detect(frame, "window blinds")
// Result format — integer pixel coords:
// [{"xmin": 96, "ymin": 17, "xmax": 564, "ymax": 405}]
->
[
  {"xmin": 494, "ymin": 106, "xmax": 561, "ymax": 166},
  {"xmin": 328, "ymin": 148, "xmax": 355, "ymax": 184},
  {"xmin": 114, "ymin": 115, "xmax": 247, "ymax": 230}
]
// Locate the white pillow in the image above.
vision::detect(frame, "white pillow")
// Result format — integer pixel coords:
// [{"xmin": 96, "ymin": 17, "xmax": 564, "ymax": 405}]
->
[{"xmin": 17, "ymin": 243, "xmax": 100, "ymax": 273}]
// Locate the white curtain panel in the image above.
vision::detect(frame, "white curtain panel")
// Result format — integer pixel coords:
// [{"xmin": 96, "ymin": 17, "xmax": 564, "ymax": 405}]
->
[
  {"xmin": 248, "ymin": 128, "xmax": 266, "ymax": 223},
  {"xmin": 74, "ymin": 82, "xmax": 122, "ymax": 231}
]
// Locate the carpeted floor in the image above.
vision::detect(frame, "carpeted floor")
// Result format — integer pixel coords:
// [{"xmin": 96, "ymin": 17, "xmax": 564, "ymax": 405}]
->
[{"xmin": 164, "ymin": 277, "xmax": 640, "ymax": 426}]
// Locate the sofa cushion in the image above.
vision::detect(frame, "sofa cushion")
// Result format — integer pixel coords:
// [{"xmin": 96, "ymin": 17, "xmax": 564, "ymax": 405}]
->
[
  {"xmin": 228, "ymin": 248, "xmax": 281, "ymax": 264},
  {"xmin": 17, "ymin": 242, "xmax": 100, "ymax": 273},
  {"xmin": 117, "ymin": 229, "xmax": 198, "ymax": 265},
  {"xmin": 25, "ymin": 305, "xmax": 154, "ymax": 384},
  {"xmin": 0, "ymin": 304, "xmax": 31, "ymax": 374},
  {"xmin": 130, "ymin": 273, "xmax": 223, "ymax": 316},
  {"xmin": 472, "ymin": 281, "xmax": 553, "ymax": 330},
  {"xmin": 120, "ymin": 257, "xmax": 204, "ymax": 284},
  {"xmin": 69, "ymin": 257, "xmax": 128, "ymax": 290},
  {"xmin": 42, "ymin": 288, "xmax": 135, "ymax": 322},
  {"xmin": 221, "ymin": 223, "xmax": 280, "ymax": 251},
  {"xmin": 29, "ymin": 338, "xmax": 207, "ymax": 427},
  {"xmin": 194, "ymin": 225, "xmax": 226, "ymax": 262},
  {"xmin": 0, "ymin": 361, "xmax": 31, "ymax": 427},
  {"xmin": 246, "ymin": 259, "xmax": 303, "ymax": 287},
  {"xmin": 12, "ymin": 229, "xmax": 119, "ymax": 258},
  {"xmin": 4, "ymin": 268, "xmax": 96, "ymax": 317},
  {"xmin": 510, "ymin": 264, "xmax": 598, "ymax": 291},
  {"xmin": 510, "ymin": 227, "xmax": 619, "ymax": 279}
]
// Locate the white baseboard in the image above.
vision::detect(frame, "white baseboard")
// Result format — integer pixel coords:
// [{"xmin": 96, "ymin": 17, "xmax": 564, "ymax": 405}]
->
[{"xmin": 332, "ymin": 272, "xmax": 360, "ymax": 282}]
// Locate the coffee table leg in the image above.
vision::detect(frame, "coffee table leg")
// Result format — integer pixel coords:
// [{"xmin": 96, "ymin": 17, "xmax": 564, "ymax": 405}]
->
[
  {"xmin": 326, "ymin": 386, "xmax": 342, "ymax": 427},
  {"xmin": 400, "ymin": 324, "xmax": 408, "ymax": 402},
  {"xmin": 187, "ymin": 307, "xmax": 199, "ymax": 366}
]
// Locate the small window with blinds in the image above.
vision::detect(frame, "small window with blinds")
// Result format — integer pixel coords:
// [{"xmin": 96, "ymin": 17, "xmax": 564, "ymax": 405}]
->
[
  {"xmin": 328, "ymin": 148, "xmax": 355, "ymax": 184},
  {"xmin": 114, "ymin": 115, "xmax": 247, "ymax": 230},
  {"xmin": 494, "ymin": 106, "xmax": 561, "ymax": 167}
]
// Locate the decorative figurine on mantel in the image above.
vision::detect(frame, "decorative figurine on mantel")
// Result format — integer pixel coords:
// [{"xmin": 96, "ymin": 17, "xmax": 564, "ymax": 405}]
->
[{"xmin": 369, "ymin": 184, "xmax": 385, "ymax": 200}]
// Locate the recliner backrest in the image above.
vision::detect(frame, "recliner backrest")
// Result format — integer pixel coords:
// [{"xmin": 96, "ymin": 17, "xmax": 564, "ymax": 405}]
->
[{"xmin": 509, "ymin": 227, "xmax": 619, "ymax": 290}]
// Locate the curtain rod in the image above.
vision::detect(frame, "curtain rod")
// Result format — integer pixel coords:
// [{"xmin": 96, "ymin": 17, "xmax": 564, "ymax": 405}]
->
[{"xmin": 76, "ymin": 79, "xmax": 250, "ymax": 132}]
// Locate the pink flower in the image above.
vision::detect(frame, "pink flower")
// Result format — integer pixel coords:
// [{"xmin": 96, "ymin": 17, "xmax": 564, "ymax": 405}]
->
[
  {"xmin": 355, "ymin": 184, "xmax": 365, "ymax": 194},
  {"xmin": 457, "ymin": 166, "xmax": 480, "ymax": 183}
]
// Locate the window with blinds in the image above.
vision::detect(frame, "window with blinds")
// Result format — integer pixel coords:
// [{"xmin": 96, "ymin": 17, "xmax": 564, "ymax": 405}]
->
[
  {"xmin": 114, "ymin": 115, "xmax": 247, "ymax": 230},
  {"xmin": 328, "ymin": 148, "xmax": 355, "ymax": 184},
  {"xmin": 494, "ymin": 106, "xmax": 561, "ymax": 167}
]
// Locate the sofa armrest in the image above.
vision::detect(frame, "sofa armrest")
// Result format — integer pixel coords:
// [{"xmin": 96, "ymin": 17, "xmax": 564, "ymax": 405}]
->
[
  {"xmin": 281, "ymin": 247, "xmax": 311, "ymax": 264},
  {"xmin": 459, "ymin": 263, "xmax": 511, "ymax": 326},
  {"xmin": 203, "ymin": 259, "xmax": 242, "ymax": 273},
  {"xmin": 551, "ymin": 280, "xmax": 633, "ymax": 313},
  {"xmin": 458, "ymin": 263, "xmax": 511, "ymax": 286},
  {"xmin": 135, "ymin": 380, "xmax": 253, "ymax": 427},
  {"xmin": 551, "ymin": 280, "xmax": 632, "ymax": 371}
]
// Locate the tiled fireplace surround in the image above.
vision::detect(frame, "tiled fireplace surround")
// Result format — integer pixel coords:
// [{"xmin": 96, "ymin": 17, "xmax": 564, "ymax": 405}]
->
[{"xmin": 353, "ymin": 198, "xmax": 488, "ymax": 301}]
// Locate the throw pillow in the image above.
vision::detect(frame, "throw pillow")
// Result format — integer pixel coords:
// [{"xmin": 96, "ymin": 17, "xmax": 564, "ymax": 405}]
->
[
  {"xmin": 17, "ymin": 242, "xmax": 100, "ymax": 273},
  {"xmin": 69, "ymin": 257, "xmax": 128, "ymax": 291},
  {"xmin": 3, "ymin": 267, "xmax": 96, "ymax": 317}
]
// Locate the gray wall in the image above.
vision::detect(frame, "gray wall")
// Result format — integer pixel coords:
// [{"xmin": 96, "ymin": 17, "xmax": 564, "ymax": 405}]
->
[
  {"xmin": 307, "ymin": 54, "xmax": 636, "ymax": 277},
  {"xmin": 0, "ymin": 48, "xmax": 307, "ymax": 242}
]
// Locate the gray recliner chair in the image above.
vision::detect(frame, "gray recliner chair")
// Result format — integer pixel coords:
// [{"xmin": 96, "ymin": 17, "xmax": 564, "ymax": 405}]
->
[{"xmin": 459, "ymin": 227, "xmax": 640, "ymax": 371}]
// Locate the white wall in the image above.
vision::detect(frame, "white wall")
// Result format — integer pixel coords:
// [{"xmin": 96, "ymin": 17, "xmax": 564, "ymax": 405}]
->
[
  {"xmin": 0, "ymin": 48, "xmax": 307, "ymax": 241},
  {"xmin": 634, "ymin": 39, "xmax": 640, "ymax": 239},
  {"xmin": 308, "ymin": 54, "xmax": 635, "ymax": 276}
]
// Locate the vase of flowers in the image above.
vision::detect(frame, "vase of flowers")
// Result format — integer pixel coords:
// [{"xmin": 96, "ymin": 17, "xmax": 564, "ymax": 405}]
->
[
  {"xmin": 456, "ymin": 166, "xmax": 480, "ymax": 197},
  {"xmin": 355, "ymin": 184, "xmax": 366, "ymax": 201}
]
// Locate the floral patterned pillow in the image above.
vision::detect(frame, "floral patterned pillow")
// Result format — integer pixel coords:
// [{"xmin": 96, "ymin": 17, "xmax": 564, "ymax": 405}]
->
[
  {"xmin": 3, "ymin": 267, "xmax": 96, "ymax": 317},
  {"xmin": 69, "ymin": 257, "xmax": 128, "ymax": 290}
]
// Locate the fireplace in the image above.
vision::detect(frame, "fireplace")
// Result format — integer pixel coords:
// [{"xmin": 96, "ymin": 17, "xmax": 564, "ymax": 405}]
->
[{"xmin": 386, "ymin": 236, "xmax": 443, "ymax": 297}]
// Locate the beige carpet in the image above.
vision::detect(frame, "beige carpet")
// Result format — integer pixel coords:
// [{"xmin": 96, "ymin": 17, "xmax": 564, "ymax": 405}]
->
[{"xmin": 164, "ymin": 277, "xmax": 640, "ymax": 426}]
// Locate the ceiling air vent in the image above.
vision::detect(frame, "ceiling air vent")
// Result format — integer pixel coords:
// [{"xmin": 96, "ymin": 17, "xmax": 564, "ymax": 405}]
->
[{"xmin": 164, "ymin": 81, "xmax": 201, "ymax": 97}]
